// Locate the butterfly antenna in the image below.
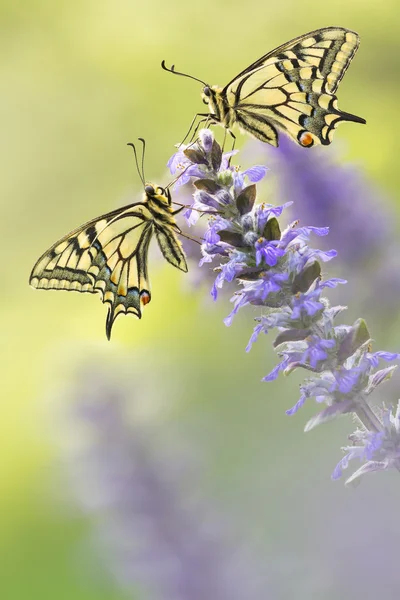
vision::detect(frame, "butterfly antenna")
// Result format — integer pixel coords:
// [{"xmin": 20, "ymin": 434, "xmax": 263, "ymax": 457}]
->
[
  {"xmin": 161, "ymin": 60, "xmax": 208, "ymax": 87},
  {"xmin": 138, "ymin": 137, "xmax": 147, "ymax": 183},
  {"xmin": 127, "ymin": 142, "xmax": 145, "ymax": 186}
]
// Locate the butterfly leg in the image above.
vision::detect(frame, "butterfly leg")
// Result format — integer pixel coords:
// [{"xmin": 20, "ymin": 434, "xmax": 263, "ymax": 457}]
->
[
  {"xmin": 221, "ymin": 128, "xmax": 227, "ymax": 151},
  {"xmin": 222, "ymin": 128, "xmax": 236, "ymax": 154},
  {"xmin": 186, "ymin": 115, "xmax": 212, "ymax": 146},
  {"xmin": 229, "ymin": 129, "xmax": 236, "ymax": 152},
  {"xmin": 172, "ymin": 202, "xmax": 222, "ymax": 218},
  {"xmin": 226, "ymin": 130, "xmax": 236, "ymax": 166},
  {"xmin": 175, "ymin": 227, "xmax": 202, "ymax": 245},
  {"xmin": 171, "ymin": 205, "xmax": 186, "ymax": 215},
  {"xmin": 179, "ymin": 113, "xmax": 210, "ymax": 147}
]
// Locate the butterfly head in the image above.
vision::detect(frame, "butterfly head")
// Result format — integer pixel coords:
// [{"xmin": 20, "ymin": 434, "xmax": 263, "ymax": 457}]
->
[
  {"xmin": 201, "ymin": 86, "xmax": 211, "ymax": 104},
  {"xmin": 201, "ymin": 85, "xmax": 220, "ymax": 106},
  {"xmin": 144, "ymin": 184, "xmax": 171, "ymax": 207}
]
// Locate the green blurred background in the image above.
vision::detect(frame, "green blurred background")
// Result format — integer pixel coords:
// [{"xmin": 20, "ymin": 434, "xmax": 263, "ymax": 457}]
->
[{"xmin": 1, "ymin": 1, "xmax": 400, "ymax": 598}]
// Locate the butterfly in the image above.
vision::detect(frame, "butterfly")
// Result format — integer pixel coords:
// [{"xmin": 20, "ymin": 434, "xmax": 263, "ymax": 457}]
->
[
  {"xmin": 162, "ymin": 26, "xmax": 365, "ymax": 148},
  {"xmin": 29, "ymin": 140, "xmax": 188, "ymax": 340}
]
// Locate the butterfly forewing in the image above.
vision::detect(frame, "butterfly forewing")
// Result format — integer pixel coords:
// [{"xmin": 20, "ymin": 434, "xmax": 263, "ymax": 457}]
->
[
  {"xmin": 219, "ymin": 27, "xmax": 365, "ymax": 147},
  {"xmin": 30, "ymin": 198, "xmax": 187, "ymax": 339}
]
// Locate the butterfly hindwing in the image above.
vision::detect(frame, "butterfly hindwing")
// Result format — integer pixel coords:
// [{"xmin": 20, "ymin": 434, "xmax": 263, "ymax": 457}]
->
[
  {"xmin": 89, "ymin": 209, "xmax": 154, "ymax": 339},
  {"xmin": 29, "ymin": 202, "xmax": 184, "ymax": 339},
  {"xmin": 155, "ymin": 224, "xmax": 188, "ymax": 271},
  {"xmin": 222, "ymin": 27, "xmax": 365, "ymax": 146}
]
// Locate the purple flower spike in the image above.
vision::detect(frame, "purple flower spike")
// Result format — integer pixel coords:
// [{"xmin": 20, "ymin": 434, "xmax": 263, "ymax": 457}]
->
[{"xmin": 167, "ymin": 128, "xmax": 400, "ymax": 484}]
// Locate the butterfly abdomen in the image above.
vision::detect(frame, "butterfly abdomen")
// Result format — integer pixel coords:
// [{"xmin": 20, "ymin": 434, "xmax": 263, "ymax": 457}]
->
[{"xmin": 147, "ymin": 201, "xmax": 176, "ymax": 224}]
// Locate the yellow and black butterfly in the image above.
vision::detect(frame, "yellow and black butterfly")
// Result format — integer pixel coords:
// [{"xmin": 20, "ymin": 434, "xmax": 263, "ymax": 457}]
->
[
  {"xmin": 29, "ymin": 140, "xmax": 188, "ymax": 339},
  {"xmin": 162, "ymin": 26, "xmax": 365, "ymax": 148}
]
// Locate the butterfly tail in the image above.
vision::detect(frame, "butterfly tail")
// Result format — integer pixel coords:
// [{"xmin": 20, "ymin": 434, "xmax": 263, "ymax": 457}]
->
[
  {"xmin": 337, "ymin": 110, "xmax": 366, "ymax": 125},
  {"xmin": 106, "ymin": 306, "xmax": 117, "ymax": 341},
  {"xmin": 104, "ymin": 291, "xmax": 145, "ymax": 340}
]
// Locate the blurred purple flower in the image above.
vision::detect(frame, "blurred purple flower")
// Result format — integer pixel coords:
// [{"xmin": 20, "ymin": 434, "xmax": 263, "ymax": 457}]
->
[
  {"xmin": 62, "ymin": 374, "xmax": 267, "ymax": 600},
  {"xmin": 250, "ymin": 135, "xmax": 400, "ymax": 322},
  {"xmin": 264, "ymin": 135, "xmax": 391, "ymax": 266}
]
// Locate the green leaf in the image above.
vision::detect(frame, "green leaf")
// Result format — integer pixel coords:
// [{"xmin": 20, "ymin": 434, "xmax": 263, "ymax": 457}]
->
[
  {"xmin": 273, "ymin": 328, "xmax": 311, "ymax": 348},
  {"xmin": 217, "ymin": 230, "xmax": 244, "ymax": 247},
  {"xmin": 235, "ymin": 269, "xmax": 265, "ymax": 280},
  {"xmin": 194, "ymin": 179, "xmax": 221, "ymax": 193},
  {"xmin": 263, "ymin": 217, "xmax": 281, "ymax": 241},
  {"xmin": 236, "ymin": 184, "xmax": 256, "ymax": 215},
  {"xmin": 337, "ymin": 318, "xmax": 371, "ymax": 363},
  {"xmin": 304, "ymin": 400, "xmax": 355, "ymax": 432},
  {"xmin": 183, "ymin": 148, "xmax": 207, "ymax": 164},
  {"xmin": 291, "ymin": 261, "xmax": 321, "ymax": 294},
  {"xmin": 210, "ymin": 139, "xmax": 222, "ymax": 171}
]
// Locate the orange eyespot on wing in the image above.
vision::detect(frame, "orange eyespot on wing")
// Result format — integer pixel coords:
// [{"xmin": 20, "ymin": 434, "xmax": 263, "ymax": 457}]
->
[
  {"xmin": 298, "ymin": 131, "xmax": 314, "ymax": 147},
  {"xmin": 140, "ymin": 291, "xmax": 151, "ymax": 306}
]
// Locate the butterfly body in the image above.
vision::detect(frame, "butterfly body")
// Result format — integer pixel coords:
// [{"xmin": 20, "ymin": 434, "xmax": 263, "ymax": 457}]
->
[
  {"xmin": 167, "ymin": 27, "xmax": 366, "ymax": 148},
  {"xmin": 29, "ymin": 184, "xmax": 188, "ymax": 339},
  {"xmin": 202, "ymin": 86, "xmax": 236, "ymax": 130}
]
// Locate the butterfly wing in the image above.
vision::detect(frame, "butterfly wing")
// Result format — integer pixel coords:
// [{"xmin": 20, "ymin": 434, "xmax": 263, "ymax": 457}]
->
[
  {"xmin": 154, "ymin": 224, "xmax": 189, "ymax": 271},
  {"xmin": 30, "ymin": 203, "xmax": 160, "ymax": 339},
  {"xmin": 223, "ymin": 27, "xmax": 365, "ymax": 147}
]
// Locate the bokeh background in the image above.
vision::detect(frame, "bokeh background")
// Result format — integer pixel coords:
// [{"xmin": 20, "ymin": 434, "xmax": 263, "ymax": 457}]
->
[{"xmin": 2, "ymin": 1, "xmax": 400, "ymax": 598}]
